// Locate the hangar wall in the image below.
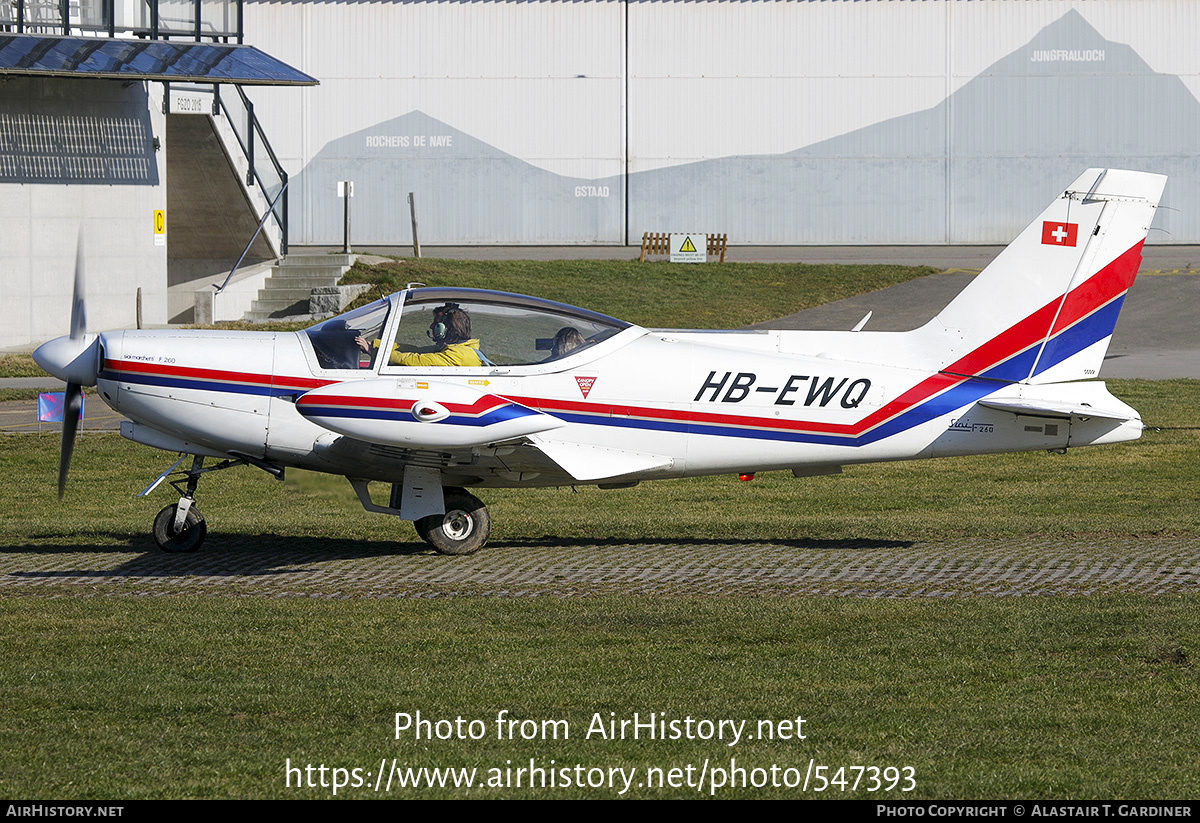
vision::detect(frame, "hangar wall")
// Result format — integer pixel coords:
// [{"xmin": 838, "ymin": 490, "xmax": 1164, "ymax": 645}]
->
[
  {"xmin": 0, "ymin": 78, "xmax": 168, "ymax": 350},
  {"xmin": 242, "ymin": 0, "xmax": 1200, "ymax": 245}
]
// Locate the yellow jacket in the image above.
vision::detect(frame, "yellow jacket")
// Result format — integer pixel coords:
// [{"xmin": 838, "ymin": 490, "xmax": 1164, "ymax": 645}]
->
[{"xmin": 379, "ymin": 339, "xmax": 484, "ymax": 367}]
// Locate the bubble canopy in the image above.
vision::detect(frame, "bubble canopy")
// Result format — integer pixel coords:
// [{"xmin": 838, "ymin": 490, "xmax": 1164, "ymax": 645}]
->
[{"xmin": 302, "ymin": 289, "xmax": 632, "ymax": 371}]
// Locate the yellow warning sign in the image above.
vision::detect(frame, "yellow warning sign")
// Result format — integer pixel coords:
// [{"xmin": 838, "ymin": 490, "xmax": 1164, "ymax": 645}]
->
[
  {"xmin": 670, "ymin": 233, "xmax": 706, "ymax": 263},
  {"xmin": 153, "ymin": 210, "xmax": 165, "ymax": 246}
]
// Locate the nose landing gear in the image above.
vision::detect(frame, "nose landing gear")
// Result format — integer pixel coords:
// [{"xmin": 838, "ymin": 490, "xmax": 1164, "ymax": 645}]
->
[
  {"xmin": 143, "ymin": 453, "xmax": 282, "ymax": 553},
  {"xmin": 149, "ymin": 455, "xmax": 208, "ymax": 553}
]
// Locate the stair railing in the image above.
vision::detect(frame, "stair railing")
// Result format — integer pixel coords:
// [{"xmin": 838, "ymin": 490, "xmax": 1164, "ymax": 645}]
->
[{"xmin": 215, "ymin": 177, "xmax": 289, "ymax": 294}]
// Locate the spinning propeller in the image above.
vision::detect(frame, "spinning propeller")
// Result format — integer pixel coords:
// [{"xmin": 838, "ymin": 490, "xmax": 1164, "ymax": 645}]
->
[{"xmin": 32, "ymin": 235, "xmax": 99, "ymax": 499}]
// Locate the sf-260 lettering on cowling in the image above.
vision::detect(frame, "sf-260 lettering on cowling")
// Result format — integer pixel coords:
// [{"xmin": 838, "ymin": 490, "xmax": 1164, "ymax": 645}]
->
[{"xmin": 34, "ymin": 169, "xmax": 1165, "ymax": 556}]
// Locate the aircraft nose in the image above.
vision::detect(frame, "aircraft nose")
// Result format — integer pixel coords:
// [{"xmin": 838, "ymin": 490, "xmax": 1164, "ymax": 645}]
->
[{"xmin": 32, "ymin": 334, "xmax": 100, "ymax": 387}]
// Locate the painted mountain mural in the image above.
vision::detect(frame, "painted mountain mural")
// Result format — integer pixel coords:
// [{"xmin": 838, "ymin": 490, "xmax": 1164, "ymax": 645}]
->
[{"xmin": 294, "ymin": 10, "xmax": 1195, "ymax": 245}]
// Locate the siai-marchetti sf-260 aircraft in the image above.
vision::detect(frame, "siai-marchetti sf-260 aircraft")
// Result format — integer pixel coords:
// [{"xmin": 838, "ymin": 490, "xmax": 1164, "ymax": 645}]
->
[{"xmin": 35, "ymin": 168, "xmax": 1165, "ymax": 556}]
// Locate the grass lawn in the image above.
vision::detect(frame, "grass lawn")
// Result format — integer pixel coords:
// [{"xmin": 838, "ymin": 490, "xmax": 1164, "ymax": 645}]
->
[
  {"xmin": 1, "ymin": 595, "xmax": 1197, "ymax": 799},
  {"xmin": 337, "ymin": 256, "xmax": 937, "ymax": 329}
]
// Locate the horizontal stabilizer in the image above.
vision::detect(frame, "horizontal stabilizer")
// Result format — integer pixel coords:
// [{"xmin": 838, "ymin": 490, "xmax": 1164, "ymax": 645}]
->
[
  {"xmin": 975, "ymin": 381, "xmax": 1140, "ymax": 423},
  {"xmin": 530, "ymin": 436, "xmax": 673, "ymax": 482},
  {"xmin": 977, "ymin": 397, "xmax": 1135, "ymax": 421}
]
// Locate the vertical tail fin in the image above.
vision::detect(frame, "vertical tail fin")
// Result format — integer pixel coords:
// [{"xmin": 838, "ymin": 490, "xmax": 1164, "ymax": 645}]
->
[{"xmin": 925, "ymin": 169, "xmax": 1166, "ymax": 384}]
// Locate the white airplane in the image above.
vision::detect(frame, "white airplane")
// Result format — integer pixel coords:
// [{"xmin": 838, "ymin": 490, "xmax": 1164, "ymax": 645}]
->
[{"xmin": 34, "ymin": 168, "xmax": 1165, "ymax": 555}]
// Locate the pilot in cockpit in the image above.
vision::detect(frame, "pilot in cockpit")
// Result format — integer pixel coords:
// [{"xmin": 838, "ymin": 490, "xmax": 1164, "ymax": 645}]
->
[{"xmin": 356, "ymin": 303, "xmax": 484, "ymax": 367}]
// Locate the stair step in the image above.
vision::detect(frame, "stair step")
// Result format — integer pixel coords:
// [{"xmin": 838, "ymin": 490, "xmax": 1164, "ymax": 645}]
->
[
  {"xmin": 243, "ymin": 310, "xmax": 304, "ymax": 322},
  {"xmin": 270, "ymin": 264, "xmax": 347, "ymax": 274},
  {"xmin": 262, "ymin": 275, "xmax": 342, "ymax": 289},
  {"xmin": 255, "ymin": 288, "xmax": 316, "ymax": 303},
  {"xmin": 278, "ymin": 254, "xmax": 356, "ymax": 268},
  {"xmin": 249, "ymin": 299, "xmax": 310, "ymax": 315},
  {"xmin": 268, "ymin": 268, "xmax": 346, "ymax": 278}
]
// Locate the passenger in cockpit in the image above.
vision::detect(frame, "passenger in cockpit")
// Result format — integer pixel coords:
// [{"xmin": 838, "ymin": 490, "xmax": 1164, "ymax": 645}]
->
[{"xmin": 550, "ymin": 326, "xmax": 585, "ymax": 359}]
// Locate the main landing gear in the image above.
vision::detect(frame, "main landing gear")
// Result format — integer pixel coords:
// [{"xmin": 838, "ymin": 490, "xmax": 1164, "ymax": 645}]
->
[
  {"xmin": 414, "ymin": 489, "xmax": 491, "ymax": 556},
  {"xmin": 347, "ymin": 475, "xmax": 492, "ymax": 556}
]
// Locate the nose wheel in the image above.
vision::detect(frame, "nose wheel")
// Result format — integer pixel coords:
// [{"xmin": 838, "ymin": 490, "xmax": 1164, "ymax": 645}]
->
[
  {"xmin": 149, "ymin": 455, "xmax": 209, "ymax": 553},
  {"xmin": 414, "ymin": 489, "xmax": 491, "ymax": 555},
  {"xmin": 153, "ymin": 502, "xmax": 207, "ymax": 553}
]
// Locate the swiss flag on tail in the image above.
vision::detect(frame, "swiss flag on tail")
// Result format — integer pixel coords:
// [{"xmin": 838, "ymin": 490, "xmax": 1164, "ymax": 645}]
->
[{"xmin": 1041, "ymin": 221, "xmax": 1079, "ymax": 247}]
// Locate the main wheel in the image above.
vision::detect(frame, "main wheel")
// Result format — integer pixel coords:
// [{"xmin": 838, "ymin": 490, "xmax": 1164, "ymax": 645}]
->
[
  {"xmin": 153, "ymin": 502, "xmax": 207, "ymax": 553},
  {"xmin": 414, "ymin": 489, "xmax": 490, "ymax": 556}
]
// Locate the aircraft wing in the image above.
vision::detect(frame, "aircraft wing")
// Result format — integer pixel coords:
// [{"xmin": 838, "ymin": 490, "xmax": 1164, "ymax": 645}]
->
[{"xmin": 527, "ymin": 435, "xmax": 675, "ymax": 482}]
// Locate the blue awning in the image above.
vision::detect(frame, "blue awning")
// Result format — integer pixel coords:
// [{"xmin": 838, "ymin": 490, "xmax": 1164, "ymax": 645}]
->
[{"xmin": 0, "ymin": 34, "xmax": 318, "ymax": 86}]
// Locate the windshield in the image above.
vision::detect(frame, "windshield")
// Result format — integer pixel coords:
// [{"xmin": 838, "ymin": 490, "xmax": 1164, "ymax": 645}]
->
[{"xmin": 302, "ymin": 298, "xmax": 391, "ymax": 370}]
